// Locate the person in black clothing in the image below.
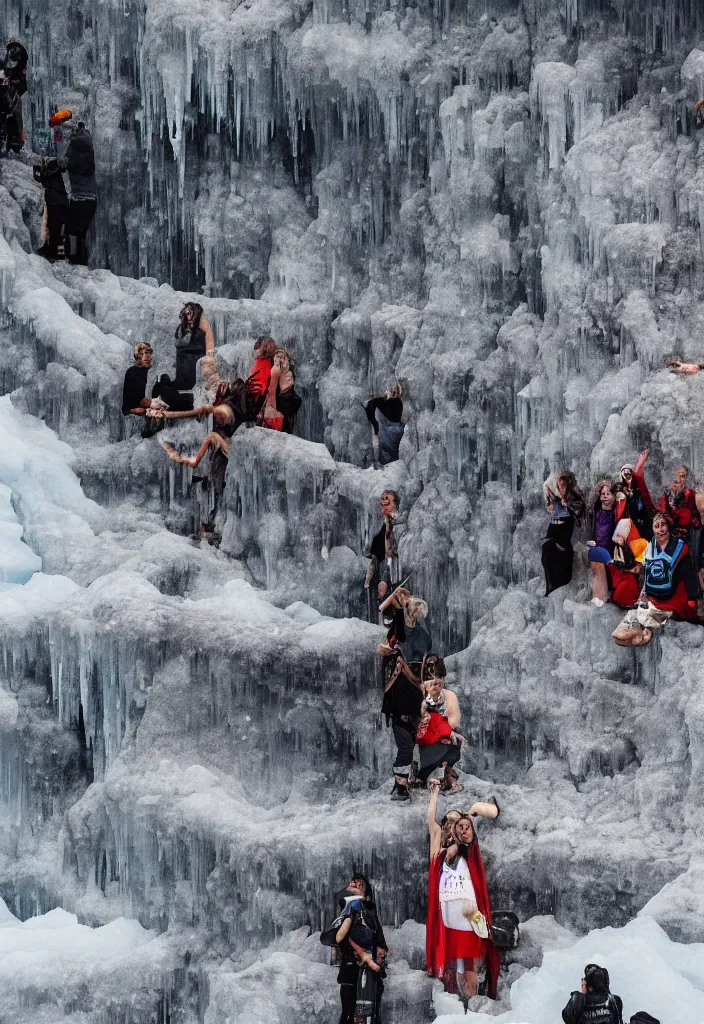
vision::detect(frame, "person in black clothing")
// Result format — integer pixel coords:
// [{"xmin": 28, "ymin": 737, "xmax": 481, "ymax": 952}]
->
[
  {"xmin": 562, "ymin": 963, "xmax": 623, "ymax": 1024},
  {"xmin": 151, "ymin": 303, "xmax": 216, "ymax": 411},
  {"xmin": 122, "ymin": 344, "xmax": 154, "ymax": 415},
  {"xmin": 329, "ymin": 874, "xmax": 387, "ymax": 1024},
  {"xmin": 62, "ymin": 121, "xmax": 97, "ymax": 265},
  {"xmin": 365, "ymin": 490, "xmax": 404, "ymax": 619},
  {"xmin": 365, "ymin": 383, "xmax": 405, "ymax": 466},
  {"xmin": 0, "ymin": 41, "xmax": 28, "ymax": 152},
  {"xmin": 380, "ymin": 637, "xmax": 425, "ymax": 803},
  {"xmin": 542, "ymin": 469, "xmax": 586, "ymax": 596}
]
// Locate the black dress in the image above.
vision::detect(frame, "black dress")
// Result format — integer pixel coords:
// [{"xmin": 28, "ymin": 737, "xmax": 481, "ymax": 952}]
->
[
  {"xmin": 174, "ymin": 325, "xmax": 206, "ymax": 390},
  {"xmin": 542, "ymin": 513, "xmax": 576, "ymax": 596},
  {"xmin": 122, "ymin": 365, "xmax": 148, "ymax": 415}
]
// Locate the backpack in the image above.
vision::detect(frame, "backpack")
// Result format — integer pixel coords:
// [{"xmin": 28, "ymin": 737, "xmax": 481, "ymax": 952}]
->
[
  {"xmin": 629, "ymin": 1014, "xmax": 659, "ymax": 1024},
  {"xmin": 572, "ymin": 992, "xmax": 622, "ymax": 1024},
  {"xmin": 644, "ymin": 537, "xmax": 683, "ymax": 595},
  {"xmin": 489, "ymin": 911, "xmax": 519, "ymax": 951}
]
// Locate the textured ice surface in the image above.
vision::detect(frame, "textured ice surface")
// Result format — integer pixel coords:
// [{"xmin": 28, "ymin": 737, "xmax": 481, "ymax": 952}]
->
[
  {"xmin": 1, "ymin": 1, "xmax": 704, "ymax": 1023},
  {"xmin": 434, "ymin": 916, "xmax": 704, "ymax": 1024}
]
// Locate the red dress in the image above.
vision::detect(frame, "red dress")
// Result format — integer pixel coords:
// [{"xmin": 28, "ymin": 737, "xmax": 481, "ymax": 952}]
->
[{"xmin": 426, "ymin": 844, "xmax": 500, "ymax": 998}]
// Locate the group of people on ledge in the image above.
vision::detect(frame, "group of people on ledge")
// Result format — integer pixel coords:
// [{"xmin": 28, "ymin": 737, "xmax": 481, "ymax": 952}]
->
[
  {"xmin": 323, "ymin": 819, "xmax": 656, "ymax": 1024},
  {"xmin": 542, "ymin": 451, "xmax": 704, "ymax": 647},
  {"xmin": 122, "ymin": 304, "xmax": 406, "ymax": 525}
]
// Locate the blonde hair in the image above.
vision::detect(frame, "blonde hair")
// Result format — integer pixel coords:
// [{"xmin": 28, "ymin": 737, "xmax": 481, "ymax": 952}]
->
[
  {"xmin": 133, "ymin": 343, "xmax": 153, "ymax": 366},
  {"xmin": 404, "ymin": 597, "xmax": 428, "ymax": 628}
]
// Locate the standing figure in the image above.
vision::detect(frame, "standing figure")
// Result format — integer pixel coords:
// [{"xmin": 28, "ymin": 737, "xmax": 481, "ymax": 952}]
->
[
  {"xmin": 541, "ymin": 470, "xmax": 585, "ymax": 597},
  {"xmin": 365, "ymin": 490, "xmax": 404, "ymax": 618},
  {"xmin": 62, "ymin": 120, "xmax": 97, "ymax": 265},
  {"xmin": 0, "ymin": 40, "xmax": 28, "ymax": 152},
  {"xmin": 321, "ymin": 873, "xmax": 387, "ymax": 1024},
  {"xmin": 365, "ymin": 382, "xmax": 405, "ymax": 466},
  {"xmin": 426, "ymin": 783, "xmax": 500, "ymax": 1003}
]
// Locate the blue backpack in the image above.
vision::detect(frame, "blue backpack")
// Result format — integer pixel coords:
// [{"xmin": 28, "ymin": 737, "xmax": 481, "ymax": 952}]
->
[{"xmin": 644, "ymin": 537, "xmax": 684, "ymax": 595}]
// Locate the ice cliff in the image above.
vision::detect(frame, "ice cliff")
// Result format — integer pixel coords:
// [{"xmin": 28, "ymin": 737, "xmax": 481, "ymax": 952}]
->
[{"xmin": 1, "ymin": 0, "xmax": 704, "ymax": 1021}]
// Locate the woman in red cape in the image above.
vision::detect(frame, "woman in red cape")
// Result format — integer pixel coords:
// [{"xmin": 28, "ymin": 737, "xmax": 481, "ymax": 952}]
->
[{"xmin": 426, "ymin": 781, "xmax": 501, "ymax": 1002}]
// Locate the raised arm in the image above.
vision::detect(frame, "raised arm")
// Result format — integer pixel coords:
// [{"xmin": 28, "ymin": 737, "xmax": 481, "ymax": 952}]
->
[
  {"xmin": 201, "ymin": 316, "xmax": 215, "ymax": 356},
  {"xmin": 427, "ymin": 780, "xmax": 442, "ymax": 856}
]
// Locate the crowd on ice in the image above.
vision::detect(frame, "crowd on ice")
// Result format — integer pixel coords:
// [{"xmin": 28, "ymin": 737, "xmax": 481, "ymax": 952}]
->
[
  {"xmin": 4, "ymin": 31, "xmax": 695, "ymax": 1024},
  {"xmin": 542, "ymin": 359, "xmax": 704, "ymax": 649}
]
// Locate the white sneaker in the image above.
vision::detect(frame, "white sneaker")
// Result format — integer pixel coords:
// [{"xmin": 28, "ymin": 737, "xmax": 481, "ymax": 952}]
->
[{"xmin": 591, "ymin": 597, "xmax": 605, "ymax": 608}]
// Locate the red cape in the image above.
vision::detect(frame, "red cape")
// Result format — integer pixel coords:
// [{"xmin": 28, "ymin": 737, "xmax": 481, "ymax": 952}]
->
[{"xmin": 426, "ymin": 846, "xmax": 500, "ymax": 999}]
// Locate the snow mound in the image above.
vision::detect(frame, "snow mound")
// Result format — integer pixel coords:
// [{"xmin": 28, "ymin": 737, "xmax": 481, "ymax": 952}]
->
[{"xmin": 434, "ymin": 916, "xmax": 704, "ymax": 1024}]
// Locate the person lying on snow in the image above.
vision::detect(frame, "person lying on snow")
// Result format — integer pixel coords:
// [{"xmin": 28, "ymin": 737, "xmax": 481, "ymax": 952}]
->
[
  {"xmin": 562, "ymin": 963, "xmax": 623, "ymax": 1024},
  {"xmin": 541, "ymin": 469, "xmax": 586, "ymax": 597},
  {"xmin": 612, "ymin": 512, "xmax": 702, "ymax": 647}
]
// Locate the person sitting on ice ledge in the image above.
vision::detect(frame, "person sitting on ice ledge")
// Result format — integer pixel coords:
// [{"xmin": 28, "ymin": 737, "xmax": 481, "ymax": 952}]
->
[
  {"xmin": 264, "ymin": 347, "xmax": 301, "ymax": 434},
  {"xmin": 415, "ymin": 655, "xmax": 464, "ymax": 794},
  {"xmin": 151, "ymin": 302, "xmax": 216, "ymax": 413},
  {"xmin": 612, "ymin": 511, "xmax": 702, "ymax": 646},
  {"xmin": 541, "ymin": 469, "xmax": 586, "ymax": 597},
  {"xmin": 156, "ymin": 336, "xmax": 276, "ymax": 466},
  {"xmin": 586, "ymin": 479, "xmax": 619, "ymax": 608},
  {"xmin": 562, "ymin": 963, "xmax": 623, "ymax": 1024},
  {"xmin": 426, "ymin": 781, "xmax": 500, "ymax": 1004},
  {"xmin": 122, "ymin": 343, "xmax": 154, "ymax": 416},
  {"xmin": 365, "ymin": 382, "xmax": 405, "ymax": 467}
]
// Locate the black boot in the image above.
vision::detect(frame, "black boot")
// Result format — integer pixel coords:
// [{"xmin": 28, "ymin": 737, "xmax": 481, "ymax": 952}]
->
[{"xmin": 390, "ymin": 781, "xmax": 410, "ymax": 802}]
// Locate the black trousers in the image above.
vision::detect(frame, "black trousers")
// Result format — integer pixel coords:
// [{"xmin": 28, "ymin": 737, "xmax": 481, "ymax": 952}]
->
[
  {"xmin": 392, "ymin": 718, "xmax": 416, "ymax": 778},
  {"xmin": 416, "ymin": 741, "xmax": 461, "ymax": 782},
  {"xmin": 46, "ymin": 203, "xmax": 68, "ymax": 255},
  {"xmin": 338, "ymin": 965, "xmax": 383, "ymax": 1024},
  {"xmin": 67, "ymin": 199, "xmax": 97, "ymax": 264}
]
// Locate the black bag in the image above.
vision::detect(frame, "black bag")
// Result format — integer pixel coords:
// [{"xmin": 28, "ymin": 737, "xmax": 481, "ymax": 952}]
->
[
  {"xmin": 630, "ymin": 1015, "xmax": 659, "ymax": 1024},
  {"xmin": 489, "ymin": 910, "xmax": 519, "ymax": 951}
]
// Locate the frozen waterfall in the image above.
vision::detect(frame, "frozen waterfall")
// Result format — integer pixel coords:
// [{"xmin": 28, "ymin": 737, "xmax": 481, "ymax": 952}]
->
[{"xmin": 2, "ymin": 0, "xmax": 704, "ymax": 1021}]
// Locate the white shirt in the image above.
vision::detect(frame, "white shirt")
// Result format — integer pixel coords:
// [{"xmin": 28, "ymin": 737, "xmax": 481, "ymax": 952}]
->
[{"xmin": 439, "ymin": 856, "xmax": 477, "ymax": 931}]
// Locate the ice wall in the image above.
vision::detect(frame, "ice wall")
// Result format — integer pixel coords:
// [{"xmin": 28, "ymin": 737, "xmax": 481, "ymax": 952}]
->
[{"xmin": 2, "ymin": 0, "xmax": 704, "ymax": 1021}]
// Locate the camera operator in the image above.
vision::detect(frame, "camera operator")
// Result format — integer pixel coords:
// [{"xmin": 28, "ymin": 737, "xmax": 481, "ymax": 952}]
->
[{"xmin": 0, "ymin": 40, "xmax": 28, "ymax": 153}]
